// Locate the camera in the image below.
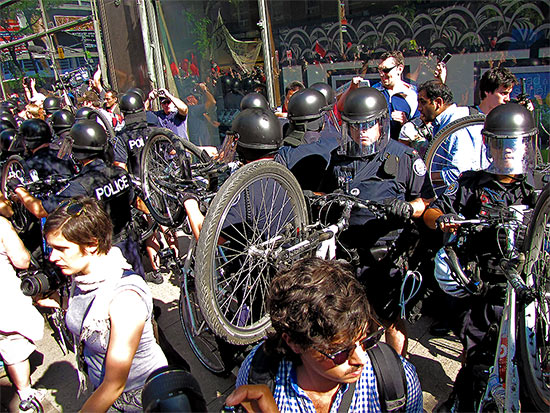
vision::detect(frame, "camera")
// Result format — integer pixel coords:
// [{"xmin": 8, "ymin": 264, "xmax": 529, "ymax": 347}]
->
[
  {"xmin": 52, "ymin": 68, "xmax": 90, "ymax": 92},
  {"xmin": 19, "ymin": 264, "xmax": 68, "ymax": 296},
  {"xmin": 157, "ymin": 89, "xmax": 167, "ymax": 98}
]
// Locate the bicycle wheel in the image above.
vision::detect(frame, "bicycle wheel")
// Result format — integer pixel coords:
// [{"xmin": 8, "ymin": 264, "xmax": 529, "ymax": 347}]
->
[
  {"xmin": 179, "ymin": 263, "xmax": 227, "ymax": 374},
  {"xmin": 424, "ymin": 114, "xmax": 486, "ymax": 197},
  {"xmin": 1, "ymin": 155, "xmax": 32, "ymax": 232},
  {"xmin": 195, "ymin": 160, "xmax": 309, "ymax": 345},
  {"xmin": 140, "ymin": 128, "xmax": 211, "ymax": 226},
  {"xmin": 518, "ymin": 185, "xmax": 550, "ymax": 410}
]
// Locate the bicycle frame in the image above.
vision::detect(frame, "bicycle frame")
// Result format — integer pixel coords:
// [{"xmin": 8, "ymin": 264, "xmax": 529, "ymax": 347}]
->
[{"xmin": 477, "ymin": 205, "xmax": 533, "ymax": 412}]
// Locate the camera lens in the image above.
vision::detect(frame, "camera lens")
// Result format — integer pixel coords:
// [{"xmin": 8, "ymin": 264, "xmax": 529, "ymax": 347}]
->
[{"xmin": 20, "ymin": 271, "xmax": 50, "ymax": 296}]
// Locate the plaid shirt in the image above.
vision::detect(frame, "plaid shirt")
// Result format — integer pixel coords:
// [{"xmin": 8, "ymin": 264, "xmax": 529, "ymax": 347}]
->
[{"xmin": 236, "ymin": 344, "xmax": 423, "ymax": 412}]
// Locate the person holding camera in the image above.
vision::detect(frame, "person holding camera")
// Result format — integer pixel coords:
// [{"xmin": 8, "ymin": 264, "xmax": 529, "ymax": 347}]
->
[
  {"xmin": 43, "ymin": 197, "xmax": 168, "ymax": 411},
  {"xmin": 184, "ymin": 82, "xmax": 217, "ymax": 146},
  {"xmin": 0, "ymin": 216, "xmax": 45, "ymax": 409},
  {"xmin": 149, "ymin": 88, "xmax": 189, "ymax": 139}
]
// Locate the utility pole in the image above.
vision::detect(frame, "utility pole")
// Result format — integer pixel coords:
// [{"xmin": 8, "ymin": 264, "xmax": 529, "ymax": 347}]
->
[
  {"xmin": 38, "ymin": 0, "xmax": 60, "ymax": 81},
  {"xmin": 257, "ymin": 0, "xmax": 277, "ymax": 108}
]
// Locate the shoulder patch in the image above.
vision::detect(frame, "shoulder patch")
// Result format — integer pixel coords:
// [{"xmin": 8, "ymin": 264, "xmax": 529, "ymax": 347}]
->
[
  {"xmin": 412, "ymin": 158, "xmax": 426, "ymax": 176},
  {"xmin": 444, "ymin": 181, "xmax": 459, "ymax": 196}
]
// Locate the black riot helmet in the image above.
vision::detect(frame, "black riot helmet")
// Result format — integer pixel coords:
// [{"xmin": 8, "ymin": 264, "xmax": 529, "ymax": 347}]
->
[
  {"xmin": 340, "ymin": 87, "xmax": 390, "ymax": 157},
  {"xmin": 19, "ymin": 118, "xmax": 53, "ymax": 150},
  {"xmin": 119, "ymin": 92, "xmax": 144, "ymax": 114},
  {"xmin": 0, "ymin": 111, "xmax": 17, "ymax": 128},
  {"xmin": 228, "ymin": 108, "xmax": 282, "ymax": 162},
  {"xmin": 482, "ymin": 102, "xmax": 537, "ymax": 175},
  {"xmin": 310, "ymin": 82, "xmax": 336, "ymax": 106},
  {"xmin": 0, "ymin": 100, "xmax": 16, "ymax": 113},
  {"xmin": 43, "ymin": 96, "xmax": 62, "ymax": 114},
  {"xmin": 0, "ymin": 120, "xmax": 13, "ymax": 134},
  {"xmin": 0, "ymin": 128, "xmax": 24, "ymax": 156},
  {"xmin": 240, "ymin": 92, "xmax": 270, "ymax": 111},
  {"xmin": 287, "ymin": 88, "xmax": 327, "ymax": 132},
  {"xmin": 50, "ymin": 109, "xmax": 75, "ymax": 134},
  {"xmin": 231, "ymin": 78, "xmax": 242, "ymax": 94},
  {"xmin": 75, "ymin": 106, "xmax": 98, "ymax": 121},
  {"xmin": 70, "ymin": 120, "xmax": 108, "ymax": 160},
  {"xmin": 220, "ymin": 75, "xmax": 233, "ymax": 94},
  {"xmin": 126, "ymin": 87, "xmax": 146, "ymax": 102},
  {"xmin": 243, "ymin": 77, "xmax": 256, "ymax": 93}
]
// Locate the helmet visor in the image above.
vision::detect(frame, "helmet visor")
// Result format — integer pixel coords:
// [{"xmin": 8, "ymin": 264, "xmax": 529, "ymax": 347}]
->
[
  {"xmin": 484, "ymin": 134, "xmax": 535, "ymax": 175},
  {"xmin": 340, "ymin": 117, "xmax": 389, "ymax": 157}
]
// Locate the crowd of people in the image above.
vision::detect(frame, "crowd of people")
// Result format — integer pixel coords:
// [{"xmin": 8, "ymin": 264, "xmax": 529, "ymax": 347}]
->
[{"xmin": 0, "ymin": 48, "xmax": 542, "ymax": 412}]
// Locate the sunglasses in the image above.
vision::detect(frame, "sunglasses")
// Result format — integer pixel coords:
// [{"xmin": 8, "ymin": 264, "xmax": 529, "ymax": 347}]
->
[
  {"xmin": 315, "ymin": 327, "xmax": 385, "ymax": 365},
  {"xmin": 59, "ymin": 199, "xmax": 87, "ymax": 217},
  {"xmin": 378, "ymin": 66, "xmax": 396, "ymax": 74}
]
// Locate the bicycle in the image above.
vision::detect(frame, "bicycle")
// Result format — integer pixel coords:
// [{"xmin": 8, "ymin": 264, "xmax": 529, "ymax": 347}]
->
[
  {"xmin": 187, "ymin": 160, "xmax": 417, "ymax": 372},
  {"xmin": 437, "ymin": 197, "xmax": 550, "ymax": 411}
]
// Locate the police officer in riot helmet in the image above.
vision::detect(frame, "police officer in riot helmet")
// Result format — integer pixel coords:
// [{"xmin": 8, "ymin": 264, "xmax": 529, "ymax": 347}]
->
[
  {"xmin": 75, "ymin": 106, "xmax": 98, "ymax": 122},
  {"xmin": 18, "ymin": 118, "xmax": 75, "ymax": 178},
  {"xmin": 240, "ymin": 92, "xmax": 270, "ymax": 112},
  {"xmin": 0, "ymin": 110, "xmax": 17, "ymax": 129},
  {"xmin": 310, "ymin": 82, "xmax": 340, "ymax": 132},
  {"xmin": 11, "ymin": 120, "xmax": 145, "ymax": 278},
  {"xmin": 284, "ymin": 88, "xmax": 328, "ymax": 146},
  {"xmin": 318, "ymin": 86, "xmax": 429, "ymax": 356},
  {"xmin": 124, "ymin": 87, "xmax": 160, "ymax": 127},
  {"xmin": 43, "ymin": 96, "xmax": 62, "ymax": 116},
  {"xmin": 231, "ymin": 108, "xmax": 282, "ymax": 163},
  {"xmin": 113, "ymin": 92, "xmax": 151, "ymax": 176},
  {"xmin": 50, "ymin": 109, "xmax": 74, "ymax": 136},
  {"xmin": 0, "ymin": 128, "xmax": 24, "ymax": 160},
  {"xmin": 310, "ymin": 82, "xmax": 336, "ymax": 107},
  {"xmin": 183, "ymin": 108, "xmax": 283, "ymax": 241},
  {"xmin": 482, "ymin": 102, "xmax": 537, "ymax": 177},
  {"xmin": 423, "ymin": 103, "xmax": 538, "ymax": 411}
]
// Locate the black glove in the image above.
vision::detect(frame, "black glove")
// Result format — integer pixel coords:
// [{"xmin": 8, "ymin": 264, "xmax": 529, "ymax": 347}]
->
[
  {"xmin": 435, "ymin": 213, "xmax": 460, "ymax": 229},
  {"xmin": 385, "ymin": 198, "xmax": 414, "ymax": 220},
  {"xmin": 6, "ymin": 178, "xmax": 23, "ymax": 192}
]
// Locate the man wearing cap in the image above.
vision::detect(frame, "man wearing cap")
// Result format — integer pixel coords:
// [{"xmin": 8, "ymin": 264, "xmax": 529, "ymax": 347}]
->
[
  {"xmin": 150, "ymin": 88, "xmax": 189, "ymax": 139},
  {"xmin": 185, "ymin": 82, "xmax": 217, "ymax": 146}
]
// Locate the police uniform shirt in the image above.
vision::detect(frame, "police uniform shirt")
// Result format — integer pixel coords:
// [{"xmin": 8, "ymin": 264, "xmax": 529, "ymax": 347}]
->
[
  {"xmin": 42, "ymin": 159, "xmax": 134, "ymax": 237},
  {"xmin": 319, "ymin": 139, "xmax": 427, "ymax": 255},
  {"xmin": 429, "ymin": 170, "xmax": 536, "ymax": 276},
  {"xmin": 26, "ymin": 147, "xmax": 75, "ymax": 181},
  {"xmin": 276, "ymin": 136, "xmax": 339, "ymax": 191},
  {"xmin": 114, "ymin": 121, "xmax": 151, "ymax": 177}
]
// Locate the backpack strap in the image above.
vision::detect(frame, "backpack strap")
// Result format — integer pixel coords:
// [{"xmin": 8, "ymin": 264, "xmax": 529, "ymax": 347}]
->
[
  {"xmin": 338, "ymin": 380, "xmax": 356, "ymax": 412},
  {"xmin": 248, "ymin": 342, "xmax": 357, "ymax": 412},
  {"xmin": 247, "ymin": 342, "xmax": 280, "ymax": 394},
  {"xmin": 367, "ymin": 342, "xmax": 407, "ymax": 412}
]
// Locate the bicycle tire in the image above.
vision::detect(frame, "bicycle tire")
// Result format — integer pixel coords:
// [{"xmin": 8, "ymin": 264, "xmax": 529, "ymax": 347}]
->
[
  {"xmin": 517, "ymin": 184, "xmax": 550, "ymax": 410},
  {"xmin": 179, "ymin": 269, "xmax": 227, "ymax": 374},
  {"xmin": 424, "ymin": 114, "xmax": 486, "ymax": 198},
  {"xmin": 1, "ymin": 155, "xmax": 32, "ymax": 232},
  {"xmin": 195, "ymin": 160, "xmax": 309, "ymax": 345},
  {"xmin": 140, "ymin": 129, "xmax": 210, "ymax": 226}
]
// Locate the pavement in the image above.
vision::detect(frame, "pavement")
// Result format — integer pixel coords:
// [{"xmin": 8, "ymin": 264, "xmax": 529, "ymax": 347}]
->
[{"xmin": 0, "ymin": 234, "xmax": 462, "ymax": 412}]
